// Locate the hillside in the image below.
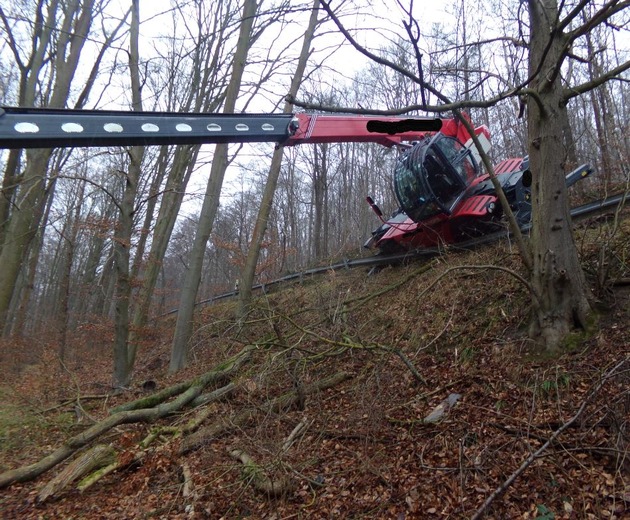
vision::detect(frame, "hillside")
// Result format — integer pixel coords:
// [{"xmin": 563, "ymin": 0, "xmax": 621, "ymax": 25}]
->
[{"xmin": 1, "ymin": 216, "xmax": 629, "ymax": 519}]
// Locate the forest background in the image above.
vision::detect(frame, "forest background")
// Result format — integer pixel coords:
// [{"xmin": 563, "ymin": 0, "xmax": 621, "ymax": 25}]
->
[
  {"xmin": 0, "ymin": 0, "xmax": 628, "ymax": 384},
  {"xmin": 0, "ymin": 1, "xmax": 629, "ymax": 517}
]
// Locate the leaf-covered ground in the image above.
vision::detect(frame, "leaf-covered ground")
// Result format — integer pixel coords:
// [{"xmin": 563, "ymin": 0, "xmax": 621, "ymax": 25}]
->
[{"xmin": 1, "ymin": 217, "xmax": 629, "ymax": 519}]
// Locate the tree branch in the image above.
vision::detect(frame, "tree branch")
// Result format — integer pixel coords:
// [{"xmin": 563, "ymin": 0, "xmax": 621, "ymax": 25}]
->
[
  {"xmin": 557, "ymin": 0, "xmax": 593, "ymax": 33},
  {"xmin": 563, "ymin": 59, "xmax": 630, "ymax": 100},
  {"xmin": 566, "ymin": 0, "xmax": 629, "ymax": 45},
  {"xmin": 318, "ymin": 0, "xmax": 451, "ymax": 106}
]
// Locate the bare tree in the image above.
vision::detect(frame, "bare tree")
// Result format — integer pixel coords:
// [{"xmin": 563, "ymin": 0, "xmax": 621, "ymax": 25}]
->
[{"xmin": 170, "ymin": 0, "xmax": 259, "ymax": 372}]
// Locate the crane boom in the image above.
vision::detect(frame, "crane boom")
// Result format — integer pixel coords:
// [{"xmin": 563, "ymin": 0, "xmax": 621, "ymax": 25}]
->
[
  {"xmin": 0, "ymin": 106, "xmax": 446, "ymax": 150},
  {"xmin": 0, "ymin": 107, "xmax": 295, "ymax": 149}
]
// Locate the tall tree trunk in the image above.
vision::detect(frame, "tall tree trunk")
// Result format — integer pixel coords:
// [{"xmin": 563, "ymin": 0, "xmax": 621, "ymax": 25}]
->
[
  {"xmin": 527, "ymin": 0, "xmax": 593, "ymax": 351},
  {"xmin": 170, "ymin": 0, "xmax": 258, "ymax": 373},
  {"xmin": 0, "ymin": 0, "xmax": 95, "ymax": 332},
  {"xmin": 130, "ymin": 148, "xmax": 169, "ymax": 283},
  {"xmin": 237, "ymin": 0, "xmax": 319, "ymax": 317},
  {"xmin": 584, "ymin": 21, "xmax": 613, "ymax": 181},
  {"xmin": 91, "ymin": 249, "xmax": 116, "ymax": 318},
  {"xmin": 112, "ymin": 0, "xmax": 144, "ymax": 388}
]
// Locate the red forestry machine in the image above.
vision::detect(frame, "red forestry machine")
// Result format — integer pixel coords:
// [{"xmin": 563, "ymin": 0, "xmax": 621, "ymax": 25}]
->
[{"xmin": 0, "ymin": 106, "xmax": 593, "ymax": 254}]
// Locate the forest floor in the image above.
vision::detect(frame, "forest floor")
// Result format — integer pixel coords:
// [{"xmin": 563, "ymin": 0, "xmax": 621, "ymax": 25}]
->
[{"xmin": 0, "ymin": 214, "xmax": 629, "ymax": 519}]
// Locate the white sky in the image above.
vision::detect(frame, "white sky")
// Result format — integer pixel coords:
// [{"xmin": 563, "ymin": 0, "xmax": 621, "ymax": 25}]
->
[
  {"xmin": 0, "ymin": 1, "xmax": 513, "ymax": 215},
  {"xmin": 129, "ymin": 1, "xmax": 453, "ymax": 212}
]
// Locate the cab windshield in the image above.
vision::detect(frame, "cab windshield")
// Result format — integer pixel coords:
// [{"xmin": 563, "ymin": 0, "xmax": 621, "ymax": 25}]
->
[{"xmin": 394, "ymin": 134, "xmax": 478, "ymax": 222}]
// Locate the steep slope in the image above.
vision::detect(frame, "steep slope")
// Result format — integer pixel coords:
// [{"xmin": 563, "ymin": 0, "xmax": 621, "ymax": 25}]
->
[{"xmin": 1, "ymin": 217, "xmax": 628, "ymax": 519}]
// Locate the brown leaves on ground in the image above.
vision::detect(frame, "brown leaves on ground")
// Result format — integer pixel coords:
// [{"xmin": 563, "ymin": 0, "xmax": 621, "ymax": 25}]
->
[{"xmin": 1, "ymin": 232, "xmax": 629, "ymax": 519}]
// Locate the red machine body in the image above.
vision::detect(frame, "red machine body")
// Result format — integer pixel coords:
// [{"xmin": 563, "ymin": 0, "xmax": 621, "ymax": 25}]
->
[{"xmin": 366, "ymin": 158, "xmax": 524, "ymax": 252}]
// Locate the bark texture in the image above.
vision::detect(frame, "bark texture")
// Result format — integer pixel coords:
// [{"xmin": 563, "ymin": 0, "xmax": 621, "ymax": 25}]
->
[{"xmin": 527, "ymin": 0, "xmax": 594, "ymax": 350}]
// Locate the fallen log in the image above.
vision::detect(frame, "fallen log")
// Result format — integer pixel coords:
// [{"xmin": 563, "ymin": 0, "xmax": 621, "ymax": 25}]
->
[
  {"xmin": 180, "ymin": 372, "xmax": 351, "ymax": 454},
  {"xmin": 0, "ymin": 346, "xmax": 253, "ymax": 489},
  {"xmin": 110, "ymin": 349, "xmax": 249, "ymax": 414},
  {"xmin": 109, "ymin": 381, "xmax": 191, "ymax": 414}
]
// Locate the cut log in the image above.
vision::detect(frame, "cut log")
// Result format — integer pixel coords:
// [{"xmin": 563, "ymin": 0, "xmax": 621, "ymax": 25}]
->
[{"xmin": 37, "ymin": 444, "xmax": 116, "ymax": 503}]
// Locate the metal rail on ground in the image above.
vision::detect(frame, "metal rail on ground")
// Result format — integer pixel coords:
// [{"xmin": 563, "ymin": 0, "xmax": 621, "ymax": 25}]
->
[{"xmin": 158, "ymin": 191, "xmax": 629, "ymax": 317}]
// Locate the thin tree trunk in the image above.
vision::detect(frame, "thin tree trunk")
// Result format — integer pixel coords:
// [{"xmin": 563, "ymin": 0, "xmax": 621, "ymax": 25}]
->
[
  {"xmin": 128, "ymin": 147, "xmax": 198, "ymax": 364},
  {"xmin": 57, "ymin": 180, "xmax": 85, "ymax": 362},
  {"xmin": 237, "ymin": 0, "xmax": 319, "ymax": 317},
  {"xmin": 112, "ymin": 0, "xmax": 144, "ymax": 388},
  {"xmin": 170, "ymin": 0, "xmax": 258, "ymax": 373},
  {"xmin": 130, "ymin": 148, "xmax": 168, "ymax": 282},
  {"xmin": 0, "ymin": 151, "xmax": 53, "ymax": 332}
]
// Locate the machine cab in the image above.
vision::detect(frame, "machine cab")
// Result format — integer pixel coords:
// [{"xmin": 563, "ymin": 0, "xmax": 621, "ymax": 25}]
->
[{"xmin": 394, "ymin": 133, "xmax": 479, "ymax": 222}]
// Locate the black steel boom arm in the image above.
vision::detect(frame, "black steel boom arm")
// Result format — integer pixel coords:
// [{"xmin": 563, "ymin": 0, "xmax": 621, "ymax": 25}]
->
[{"xmin": 0, "ymin": 107, "xmax": 296, "ymax": 149}]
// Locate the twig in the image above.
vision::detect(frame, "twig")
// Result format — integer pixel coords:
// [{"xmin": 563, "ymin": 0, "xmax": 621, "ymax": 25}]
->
[
  {"xmin": 281, "ymin": 419, "xmax": 311, "ymax": 454},
  {"xmin": 180, "ymin": 372, "xmax": 351, "ymax": 454},
  {"xmin": 41, "ymin": 395, "xmax": 110, "ymax": 413},
  {"xmin": 470, "ymin": 356, "xmax": 627, "ymax": 520},
  {"xmin": 388, "ymin": 347, "xmax": 426, "ymax": 385}
]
